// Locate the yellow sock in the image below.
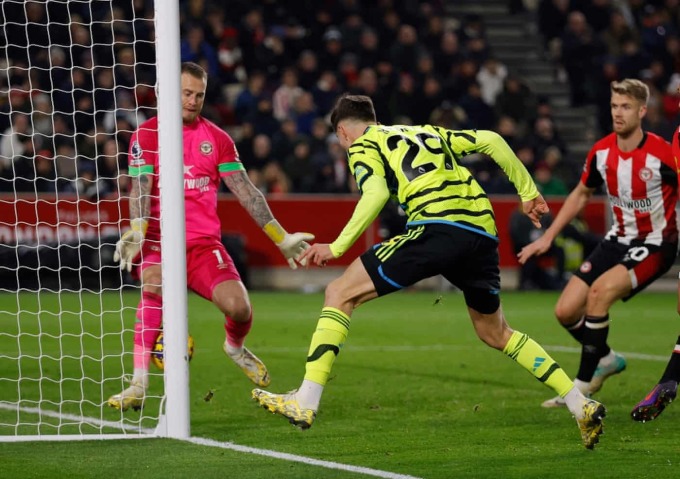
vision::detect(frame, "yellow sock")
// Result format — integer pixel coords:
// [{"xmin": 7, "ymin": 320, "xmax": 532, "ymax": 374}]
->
[
  {"xmin": 503, "ymin": 330, "xmax": 573, "ymax": 397},
  {"xmin": 304, "ymin": 307, "xmax": 350, "ymax": 386}
]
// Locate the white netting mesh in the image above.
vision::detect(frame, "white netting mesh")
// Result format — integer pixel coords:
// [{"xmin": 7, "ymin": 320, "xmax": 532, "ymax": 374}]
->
[{"xmin": 0, "ymin": 0, "xmax": 163, "ymax": 438}]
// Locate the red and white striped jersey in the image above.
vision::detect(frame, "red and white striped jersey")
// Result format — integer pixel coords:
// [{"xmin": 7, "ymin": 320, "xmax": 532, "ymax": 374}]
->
[{"xmin": 581, "ymin": 131, "xmax": 678, "ymax": 245}]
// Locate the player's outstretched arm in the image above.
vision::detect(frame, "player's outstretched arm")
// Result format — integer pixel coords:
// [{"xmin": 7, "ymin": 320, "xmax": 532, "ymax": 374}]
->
[
  {"xmin": 222, "ymin": 171, "xmax": 313, "ymax": 269},
  {"xmin": 115, "ymin": 174, "xmax": 152, "ymax": 271}
]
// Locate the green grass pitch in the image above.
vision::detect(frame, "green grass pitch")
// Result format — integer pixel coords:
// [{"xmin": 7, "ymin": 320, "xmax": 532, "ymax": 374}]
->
[{"xmin": 1, "ymin": 289, "xmax": 679, "ymax": 478}]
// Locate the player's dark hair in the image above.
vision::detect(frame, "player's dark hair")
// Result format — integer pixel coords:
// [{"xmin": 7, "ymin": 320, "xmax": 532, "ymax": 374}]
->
[
  {"xmin": 181, "ymin": 61, "xmax": 207, "ymax": 81},
  {"xmin": 330, "ymin": 94, "xmax": 377, "ymax": 131}
]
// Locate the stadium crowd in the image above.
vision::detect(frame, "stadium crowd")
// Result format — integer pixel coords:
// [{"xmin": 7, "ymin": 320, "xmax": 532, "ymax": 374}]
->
[{"xmin": 0, "ymin": 0, "xmax": 679, "ymax": 198}]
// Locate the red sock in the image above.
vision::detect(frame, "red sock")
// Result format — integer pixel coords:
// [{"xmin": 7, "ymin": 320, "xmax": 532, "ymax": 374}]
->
[
  {"xmin": 224, "ymin": 310, "xmax": 252, "ymax": 349},
  {"xmin": 133, "ymin": 291, "xmax": 163, "ymax": 369}
]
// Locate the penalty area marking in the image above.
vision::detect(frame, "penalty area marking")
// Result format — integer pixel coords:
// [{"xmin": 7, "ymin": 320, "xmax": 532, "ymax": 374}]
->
[{"xmin": 0, "ymin": 403, "xmax": 422, "ymax": 479}]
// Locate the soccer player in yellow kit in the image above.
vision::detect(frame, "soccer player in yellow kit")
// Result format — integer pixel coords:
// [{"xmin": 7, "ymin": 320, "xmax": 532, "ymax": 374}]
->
[{"xmin": 252, "ymin": 94, "xmax": 606, "ymax": 449}]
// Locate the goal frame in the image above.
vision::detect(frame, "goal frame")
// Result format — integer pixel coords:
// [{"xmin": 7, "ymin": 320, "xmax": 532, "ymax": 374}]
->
[{"xmin": 0, "ymin": 0, "xmax": 190, "ymax": 442}]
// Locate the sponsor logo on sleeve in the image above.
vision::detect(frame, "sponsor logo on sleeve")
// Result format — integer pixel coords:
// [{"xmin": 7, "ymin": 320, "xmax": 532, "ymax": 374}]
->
[{"xmin": 130, "ymin": 141, "xmax": 145, "ymax": 165}]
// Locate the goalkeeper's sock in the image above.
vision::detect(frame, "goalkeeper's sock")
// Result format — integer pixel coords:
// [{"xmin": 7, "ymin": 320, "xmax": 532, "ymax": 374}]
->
[
  {"xmin": 303, "ymin": 307, "xmax": 350, "ymax": 387},
  {"xmin": 133, "ymin": 291, "xmax": 163, "ymax": 370},
  {"xmin": 224, "ymin": 311, "xmax": 253, "ymax": 351},
  {"xmin": 132, "ymin": 367, "xmax": 149, "ymax": 389},
  {"xmin": 503, "ymin": 330, "xmax": 573, "ymax": 398}
]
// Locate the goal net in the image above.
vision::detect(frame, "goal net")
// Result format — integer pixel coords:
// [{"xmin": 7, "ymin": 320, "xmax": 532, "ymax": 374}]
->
[{"xmin": 0, "ymin": 0, "xmax": 182, "ymax": 440}]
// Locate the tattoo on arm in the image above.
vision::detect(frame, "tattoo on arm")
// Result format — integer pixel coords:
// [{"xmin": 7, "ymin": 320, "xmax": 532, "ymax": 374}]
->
[
  {"xmin": 222, "ymin": 171, "xmax": 275, "ymax": 227},
  {"xmin": 129, "ymin": 174, "xmax": 152, "ymax": 220}
]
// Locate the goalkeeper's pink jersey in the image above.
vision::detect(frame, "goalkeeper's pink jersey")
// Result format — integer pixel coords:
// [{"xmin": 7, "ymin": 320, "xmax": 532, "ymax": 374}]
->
[{"xmin": 128, "ymin": 116, "xmax": 245, "ymax": 242}]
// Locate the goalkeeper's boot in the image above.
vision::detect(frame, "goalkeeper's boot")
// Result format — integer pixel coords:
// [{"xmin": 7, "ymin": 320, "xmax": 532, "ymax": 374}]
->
[
  {"xmin": 107, "ymin": 380, "xmax": 145, "ymax": 412},
  {"xmin": 630, "ymin": 380, "xmax": 677, "ymax": 422},
  {"xmin": 590, "ymin": 352, "xmax": 627, "ymax": 394},
  {"xmin": 252, "ymin": 388, "xmax": 316, "ymax": 430},
  {"xmin": 224, "ymin": 344, "xmax": 271, "ymax": 387},
  {"xmin": 576, "ymin": 399, "xmax": 606, "ymax": 450}
]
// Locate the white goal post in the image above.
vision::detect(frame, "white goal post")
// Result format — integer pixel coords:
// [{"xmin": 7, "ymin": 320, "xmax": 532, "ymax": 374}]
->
[{"xmin": 0, "ymin": 0, "xmax": 189, "ymax": 441}]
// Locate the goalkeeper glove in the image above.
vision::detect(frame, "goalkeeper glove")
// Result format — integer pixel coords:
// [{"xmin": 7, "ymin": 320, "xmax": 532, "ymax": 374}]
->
[
  {"xmin": 263, "ymin": 220, "xmax": 314, "ymax": 269},
  {"xmin": 114, "ymin": 218, "xmax": 148, "ymax": 272}
]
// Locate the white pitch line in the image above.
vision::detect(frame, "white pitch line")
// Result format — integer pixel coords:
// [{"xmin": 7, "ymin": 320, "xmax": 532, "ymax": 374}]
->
[
  {"xmin": 188, "ymin": 436, "xmax": 422, "ymax": 479},
  {"xmin": 0, "ymin": 402, "xmax": 155, "ymax": 435},
  {"xmin": 0, "ymin": 403, "xmax": 422, "ymax": 479}
]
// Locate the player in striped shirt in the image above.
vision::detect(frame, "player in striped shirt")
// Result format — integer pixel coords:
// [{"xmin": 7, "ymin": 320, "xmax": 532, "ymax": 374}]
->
[
  {"xmin": 518, "ymin": 79, "xmax": 678, "ymax": 409},
  {"xmin": 108, "ymin": 62, "xmax": 313, "ymax": 412},
  {"xmin": 252, "ymin": 94, "xmax": 606, "ymax": 449},
  {"xmin": 631, "ymin": 97, "xmax": 680, "ymax": 422}
]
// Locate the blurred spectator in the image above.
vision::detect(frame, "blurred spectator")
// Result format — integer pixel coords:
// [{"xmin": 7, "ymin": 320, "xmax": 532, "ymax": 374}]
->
[
  {"xmin": 357, "ymin": 27, "xmax": 385, "ymax": 69},
  {"xmin": 292, "ymin": 92, "xmax": 318, "ymax": 136},
  {"xmin": 311, "ymin": 70, "xmax": 342, "ymax": 116},
  {"xmin": 389, "ymin": 73, "xmax": 418, "ymax": 123},
  {"xmin": 534, "ymin": 162, "xmax": 569, "ymax": 196},
  {"xmin": 283, "ymin": 139, "xmax": 315, "ymax": 192},
  {"xmin": 538, "ymin": 0, "xmax": 570, "ymax": 47},
  {"xmin": 249, "ymin": 98, "xmax": 280, "ymax": 137},
  {"xmin": 542, "ymin": 145, "xmax": 579, "ymax": 190},
  {"xmin": 217, "ymin": 26, "xmax": 246, "ymax": 84},
  {"xmin": 234, "ymin": 71, "xmax": 267, "ymax": 120},
  {"xmin": 477, "ymin": 57, "xmax": 508, "ymax": 106},
  {"xmin": 458, "ymin": 81, "xmax": 495, "ymax": 130},
  {"xmin": 495, "ymin": 75, "xmax": 537, "ymax": 128},
  {"xmin": 103, "ymin": 91, "xmax": 147, "ymax": 133},
  {"xmin": 181, "ymin": 23, "xmax": 219, "ymax": 78},
  {"xmin": 434, "ymin": 31, "xmax": 463, "ymax": 79},
  {"xmin": 560, "ymin": 11, "xmax": 607, "ymax": 106},
  {"xmin": 412, "ymin": 76, "xmax": 444, "ymax": 125},
  {"xmin": 600, "ymin": 8, "xmax": 639, "ymax": 57},
  {"xmin": 389, "ymin": 25, "xmax": 426, "ymax": 74},
  {"xmin": 318, "ymin": 27, "xmax": 345, "ymax": 73},
  {"xmin": 271, "ymin": 118, "xmax": 304, "ymax": 160},
  {"xmin": 662, "ymin": 73, "xmax": 680, "ymax": 122},
  {"xmin": 272, "ymin": 67, "xmax": 303, "ymax": 121},
  {"xmin": 0, "ymin": 113, "xmax": 33, "ymax": 168},
  {"xmin": 528, "ymin": 116, "xmax": 567, "ymax": 160},
  {"xmin": 34, "ymin": 150, "xmax": 57, "ymax": 193},
  {"xmin": 296, "ymin": 50, "xmax": 320, "ymax": 90}
]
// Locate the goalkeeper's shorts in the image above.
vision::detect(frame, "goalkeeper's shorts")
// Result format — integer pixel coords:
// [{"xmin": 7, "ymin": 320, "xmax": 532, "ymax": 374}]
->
[{"xmin": 137, "ymin": 237, "xmax": 241, "ymax": 299}]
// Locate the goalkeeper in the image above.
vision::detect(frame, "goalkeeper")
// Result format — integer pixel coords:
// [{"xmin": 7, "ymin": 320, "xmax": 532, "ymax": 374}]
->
[
  {"xmin": 108, "ymin": 62, "xmax": 312, "ymax": 412},
  {"xmin": 252, "ymin": 94, "xmax": 606, "ymax": 449}
]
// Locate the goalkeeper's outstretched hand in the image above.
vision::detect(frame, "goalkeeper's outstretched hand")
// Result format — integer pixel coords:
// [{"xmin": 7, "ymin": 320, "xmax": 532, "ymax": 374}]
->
[
  {"xmin": 276, "ymin": 232, "xmax": 314, "ymax": 269},
  {"xmin": 114, "ymin": 219, "xmax": 147, "ymax": 272}
]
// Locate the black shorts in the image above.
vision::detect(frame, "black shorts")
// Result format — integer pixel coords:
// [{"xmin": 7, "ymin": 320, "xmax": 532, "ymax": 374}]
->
[
  {"xmin": 574, "ymin": 239, "xmax": 678, "ymax": 301},
  {"xmin": 360, "ymin": 223, "xmax": 501, "ymax": 301}
]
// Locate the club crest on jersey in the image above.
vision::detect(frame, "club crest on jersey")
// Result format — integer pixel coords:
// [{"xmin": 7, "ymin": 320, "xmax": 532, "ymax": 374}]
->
[
  {"xmin": 200, "ymin": 141, "xmax": 213, "ymax": 155},
  {"xmin": 580, "ymin": 261, "xmax": 592, "ymax": 273},
  {"xmin": 638, "ymin": 167, "xmax": 653, "ymax": 182}
]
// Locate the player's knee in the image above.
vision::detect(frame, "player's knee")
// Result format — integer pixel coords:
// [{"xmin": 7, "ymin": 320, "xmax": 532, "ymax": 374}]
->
[
  {"xmin": 217, "ymin": 296, "xmax": 251, "ymax": 321},
  {"xmin": 586, "ymin": 282, "xmax": 617, "ymax": 309},
  {"xmin": 463, "ymin": 288, "xmax": 500, "ymax": 315},
  {"xmin": 324, "ymin": 277, "xmax": 353, "ymax": 307}
]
